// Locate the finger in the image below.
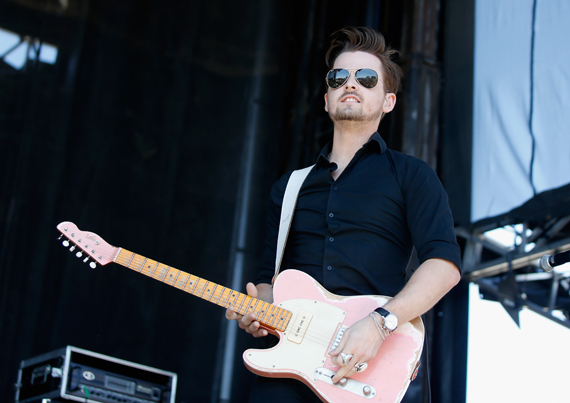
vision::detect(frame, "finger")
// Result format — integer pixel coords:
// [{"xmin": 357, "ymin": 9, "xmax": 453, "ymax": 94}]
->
[
  {"xmin": 246, "ymin": 282, "xmax": 258, "ymax": 297},
  {"xmin": 252, "ymin": 327, "xmax": 269, "ymax": 338},
  {"xmin": 226, "ymin": 304, "xmax": 240, "ymax": 320},
  {"xmin": 332, "ymin": 363, "xmax": 354, "ymax": 383},
  {"xmin": 238, "ymin": 312, "xmax": 256, "ymax": 329}
]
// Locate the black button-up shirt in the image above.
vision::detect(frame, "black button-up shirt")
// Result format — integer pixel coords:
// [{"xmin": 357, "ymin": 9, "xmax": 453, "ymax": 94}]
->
[{"xmin": 258, "ymin": 133, "xmax": 461, "ymax": 297}]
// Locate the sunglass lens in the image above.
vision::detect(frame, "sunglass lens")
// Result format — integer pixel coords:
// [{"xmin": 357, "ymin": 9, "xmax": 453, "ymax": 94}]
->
[
  {"xmin": 355, "ymin": 69, "xmax": 378, "ymax": 88},
  {"xmin": 326, "ymin": 69, "xmax": 350, "ymax": 88}
]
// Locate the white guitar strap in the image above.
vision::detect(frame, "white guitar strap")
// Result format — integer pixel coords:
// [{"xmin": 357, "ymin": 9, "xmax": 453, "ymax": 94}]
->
[{"xmin": 272, "ymin": 165, "xmax": 315, "ymax": 284}]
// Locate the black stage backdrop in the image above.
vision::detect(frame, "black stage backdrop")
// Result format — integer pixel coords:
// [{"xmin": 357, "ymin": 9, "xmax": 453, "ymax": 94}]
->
[{"xmin": 0, "ymin": 1, "xmax": 466, "ymax": 402}]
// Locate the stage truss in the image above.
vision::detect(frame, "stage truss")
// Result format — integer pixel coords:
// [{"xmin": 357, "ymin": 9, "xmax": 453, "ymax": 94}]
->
[{"xmin": 458, "ymin": 214, "xmax": 570, "ymax": 330}]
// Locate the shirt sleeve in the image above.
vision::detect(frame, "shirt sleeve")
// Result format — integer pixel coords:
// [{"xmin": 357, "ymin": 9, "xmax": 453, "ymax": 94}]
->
[
  {"xmin": 401, "ymin": 157, "xmax": 462, "ymax": 273},
  {"xmin": 256, "ymin": 171, "xmax": 292, "ymax": 285}
]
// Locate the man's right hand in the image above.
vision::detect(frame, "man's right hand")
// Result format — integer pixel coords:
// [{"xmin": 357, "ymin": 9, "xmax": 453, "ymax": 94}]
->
[{"xmin": 225, "ymin": 282, "xmax": 273, "ymax": 338}]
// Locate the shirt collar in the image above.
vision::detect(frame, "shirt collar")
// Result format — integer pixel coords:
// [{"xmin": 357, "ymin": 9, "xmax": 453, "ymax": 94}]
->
[{"xmin": 316, "ymin": 132, "xmax": 387, "ymax": 167}]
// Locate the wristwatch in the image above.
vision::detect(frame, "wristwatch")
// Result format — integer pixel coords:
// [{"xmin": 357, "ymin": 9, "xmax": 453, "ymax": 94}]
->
[{"xmin": 374, "ymin": 307, "xmax": 398, "ymax": 332}]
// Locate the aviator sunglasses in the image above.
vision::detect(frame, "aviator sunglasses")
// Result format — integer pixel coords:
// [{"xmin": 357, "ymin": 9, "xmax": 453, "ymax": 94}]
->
[{"xmin": 325, "ymin": 68, "xmax": 379, "ymax": 89}]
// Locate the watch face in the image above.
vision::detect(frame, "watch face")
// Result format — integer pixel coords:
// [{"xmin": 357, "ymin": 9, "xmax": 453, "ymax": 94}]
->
[{"xmin": 385, "ymin": 314, "xmax": 398, "ymax": 331}]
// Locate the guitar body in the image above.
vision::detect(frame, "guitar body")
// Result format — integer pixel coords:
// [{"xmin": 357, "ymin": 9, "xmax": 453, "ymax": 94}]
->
[{"xmin": 243, "ymin": 270, "xmax": 424, "ymax": 403}]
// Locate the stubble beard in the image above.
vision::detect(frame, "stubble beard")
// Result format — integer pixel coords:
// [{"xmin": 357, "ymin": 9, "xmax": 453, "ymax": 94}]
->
[{"xmin": 330, "ymin": 104, "xmax": 382, "ymax": 122}]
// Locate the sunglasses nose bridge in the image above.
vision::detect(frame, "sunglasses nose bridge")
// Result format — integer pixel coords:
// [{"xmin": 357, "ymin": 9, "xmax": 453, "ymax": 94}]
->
[{"xmin": 340, "ymin": 69, "xmax": 360, "ymax": 88}]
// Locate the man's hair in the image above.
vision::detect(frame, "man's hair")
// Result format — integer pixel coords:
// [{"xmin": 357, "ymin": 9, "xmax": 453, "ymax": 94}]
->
[{"xmin": 325, "ymin": 26, "xmax": 403, "ymax": 94}]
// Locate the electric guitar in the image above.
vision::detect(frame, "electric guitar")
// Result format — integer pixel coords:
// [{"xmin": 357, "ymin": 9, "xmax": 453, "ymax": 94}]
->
[{"xmin": 56, "ymin": 221, "xmax": 424, "ymax": 403}]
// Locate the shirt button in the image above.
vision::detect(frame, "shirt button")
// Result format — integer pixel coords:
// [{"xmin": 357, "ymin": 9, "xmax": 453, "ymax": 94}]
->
[
  {"xmin": 333, "ymin": 186, "xmax": 338, "ymax": 191},
  {"xmin": 328, "ymin": 213, "xmax": 334, "ymax": 218},
  {"xmin": 327, "ymin": 266, "xmax": 332, "ymax": 271},
  {"xmin": 329, "ymin": 237, "xmax": 334, "ymax": 242}
]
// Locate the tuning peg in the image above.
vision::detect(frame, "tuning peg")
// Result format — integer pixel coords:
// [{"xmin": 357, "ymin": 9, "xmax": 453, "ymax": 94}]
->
[
  {"xmin": 89, "ymin": 261, "xmax": 97, "ymax": 269},
  {"xmin": 70, "ymin": 245, "xmax": 76, "ymax": 252},
  {"xmin": 62, "ymin": 239, "xmax": 70, "ymax": 247},
  {"xmin": 76, "ymin": 251, "xmax": 83, "ymax": 258}
]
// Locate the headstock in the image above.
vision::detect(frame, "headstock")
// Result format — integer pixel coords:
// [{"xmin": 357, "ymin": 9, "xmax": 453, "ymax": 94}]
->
[{"xmin": 56, "ymin": 221, "xmax": 118, "ymax": 269}]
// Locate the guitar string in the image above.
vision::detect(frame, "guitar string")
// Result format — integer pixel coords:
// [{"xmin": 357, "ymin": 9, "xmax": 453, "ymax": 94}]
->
[{"xmin": 80, "ymin": 242, "xmax": 345, "ymax": 349}]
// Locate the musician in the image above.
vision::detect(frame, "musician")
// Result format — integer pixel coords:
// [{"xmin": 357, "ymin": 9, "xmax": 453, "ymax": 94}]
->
[{"xmin": 226, "ymin": 26, "xmax": 462, "ymax": 402}]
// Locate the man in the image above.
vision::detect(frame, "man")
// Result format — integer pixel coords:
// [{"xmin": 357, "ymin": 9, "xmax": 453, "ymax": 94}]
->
[{"xmin": 226, "ymin": 26, "xmax": 462, "ymax": 402}]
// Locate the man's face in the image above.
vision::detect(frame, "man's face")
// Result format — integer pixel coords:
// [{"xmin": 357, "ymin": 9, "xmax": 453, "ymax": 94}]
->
[{"xmin": 324, "ymin": 51, "xmax": 395, "ymax": 124}]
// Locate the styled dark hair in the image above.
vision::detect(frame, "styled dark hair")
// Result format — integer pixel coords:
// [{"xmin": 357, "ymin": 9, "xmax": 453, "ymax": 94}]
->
[{"xmin": 325, "ymin": 26, "xmax": 403, "ymax": 94}]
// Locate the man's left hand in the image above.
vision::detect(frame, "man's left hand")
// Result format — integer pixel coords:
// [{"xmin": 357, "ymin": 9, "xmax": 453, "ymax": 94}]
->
[{"xmin": 328, "ymin": 314, "xmax": 383, "ymax": 383}]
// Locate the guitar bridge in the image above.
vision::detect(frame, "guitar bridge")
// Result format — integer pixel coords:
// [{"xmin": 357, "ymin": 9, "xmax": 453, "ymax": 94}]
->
[{"xmin": 329, "ymin": 325, "xmax": 348, "ymax": 352}]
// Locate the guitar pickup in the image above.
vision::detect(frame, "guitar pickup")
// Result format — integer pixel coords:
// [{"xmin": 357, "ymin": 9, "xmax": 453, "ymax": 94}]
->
[{"xmin": 287, "ymin": 310, "xmax": 313, "ymax": 344}]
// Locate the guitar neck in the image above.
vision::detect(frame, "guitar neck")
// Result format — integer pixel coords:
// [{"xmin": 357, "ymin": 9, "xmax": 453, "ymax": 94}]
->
[{"xmin": 114, "ymin": 248, "xmax": 292, "ymax": 332}]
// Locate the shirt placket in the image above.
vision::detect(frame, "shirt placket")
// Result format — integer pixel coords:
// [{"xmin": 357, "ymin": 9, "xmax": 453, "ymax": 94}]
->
[{"xmin": 323, "ymin": 180, "xmax": 341, "ymax": 285}]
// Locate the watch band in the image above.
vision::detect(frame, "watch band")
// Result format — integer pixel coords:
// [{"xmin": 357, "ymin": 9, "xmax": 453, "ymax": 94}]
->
[
  {"xmin": 373, "ymin": 307, "xmax": 398, "ymax": 332},
  {"xmin": 374, "ymin": 307, "xmax": 390, "ymax": 317}
]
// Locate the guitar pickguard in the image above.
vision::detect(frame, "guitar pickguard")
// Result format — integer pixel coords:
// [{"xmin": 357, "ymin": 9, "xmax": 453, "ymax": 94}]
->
[{"xmin": 245, "ymin": 298, "xmax": 346, "ymax": 383}]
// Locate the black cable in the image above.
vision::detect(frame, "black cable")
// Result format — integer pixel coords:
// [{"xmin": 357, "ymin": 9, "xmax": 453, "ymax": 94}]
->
[{"xmin": 528, "ymin": 0, "xmax": 538, "ymax": 196}]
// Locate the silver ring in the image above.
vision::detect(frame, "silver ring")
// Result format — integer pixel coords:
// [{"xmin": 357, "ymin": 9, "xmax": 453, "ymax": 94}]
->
[
  {"xmin": 354, "ymin": 362, "xmax": 368, "ymax": 373},
  {"xmin": 340, "ymin": 352, "xmax": 353, "ymax": 365}
]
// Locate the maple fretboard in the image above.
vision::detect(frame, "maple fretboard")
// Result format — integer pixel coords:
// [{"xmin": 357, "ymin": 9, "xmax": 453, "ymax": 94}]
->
[{"xmin": 114, "ymin": 248, "xmax": 292, "ymax": 332}]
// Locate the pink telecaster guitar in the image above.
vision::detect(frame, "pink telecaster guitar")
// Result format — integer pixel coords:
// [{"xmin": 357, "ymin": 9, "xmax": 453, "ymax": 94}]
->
[{"xmin": 57, "ymin": 221, "xmax": 424, "ymax": 403}]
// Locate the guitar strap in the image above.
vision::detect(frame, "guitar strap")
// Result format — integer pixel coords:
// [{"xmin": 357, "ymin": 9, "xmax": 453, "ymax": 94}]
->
[{"xmin": 272, "ymin": 165, "xmax": 315, "ymax": 285}]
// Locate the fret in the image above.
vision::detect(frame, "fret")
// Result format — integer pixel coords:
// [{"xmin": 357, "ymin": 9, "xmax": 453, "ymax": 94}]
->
[
  {"xmin": 142, "ymin": 260, "xmax": 157, "ymax": 276},
  {"xmin": 187, "ymin": 276, "xmax": 200, "ymax": 294},
  {"xmin": 126, "ymin": 252, "xmax": 135, "ymax": 267},
  {"xmin": 239, "ymin": 296, "xmax": 254, "ymax": 315},
  {"xmin": 218, "ymin": 288, "xmax": 233, "ymax": 307},
  {"xmin": 212, "ymin": 286, "xmax": 225, "ymax": 304},
  {"xmin": 266, "ymin": 305, "xmax": 279, "ymax": 327},
  {"xmin": 246, "ymin": 298, "xmax": 259, "ymax": 314},
  {"xmin": 181, "ymin": 273, "xmax": 191, "ymax": 290},
  {"xmin": 277, "ymin": 310, "xmax": 292, "ymax": 331},
  {"xmin": 175, "ymin": 272, "xmax": 188, "ymax": 289},
  {"xmin": 116, "ymin": 249, "xmax": 132, "ymax": 266},
  {"xmin": 234, "ymin": 294, "xmax": 247, "ymax": 312},
  {"xmin": 251, "ymin": 300, "xmax": 264, "ymax": 317},
  {"xmin": 158, "ymin": 265, "xmax": 169, "ymax": 281},
  {"xmin": 256, "ymin": 302, "xmax": 270, "ymax": 323},
  {"xmin": 130, "ymin": 254, "xmax": 142, "ymax": 270},
  {"xmin": 193, "ymin": 279, "xmax": 208, "ymax": 297},
  {"xmin": 264, "ymin": 305, "xmax": 278, "ymax": 325},
  {"xmin": 164, "ymin": 268, "xmax": 178, "ymax": 285},
  {"xmin": 277, "ymin": 309, "xmax": 290, "ymax": 329},
  {"xmin": 226, "ymin": 290, "xmax": 240, "ymax": 307},
  {"xmin": 173, "ymin": 270, "xmax": 180, "ymax": 285},
  {"xmin": 150, "ymin": 261, "xmax": 160, "ymax": 277},
  {"xmin": 273, "ymin": 310, "xmax": 285, "ymax": 330},
  {"xmin": 140, "ymin": 258, "xmax": 148, "ymax": 272},
  {"xmin": 201, "ymin": 282, "xmax": 215, "ymax": 300}
]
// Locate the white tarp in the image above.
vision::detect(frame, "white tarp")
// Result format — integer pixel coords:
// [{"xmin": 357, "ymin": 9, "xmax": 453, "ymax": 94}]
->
[{"xmin": 472, "ymin": 0, "xmax": 570, "ymax": 223}]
